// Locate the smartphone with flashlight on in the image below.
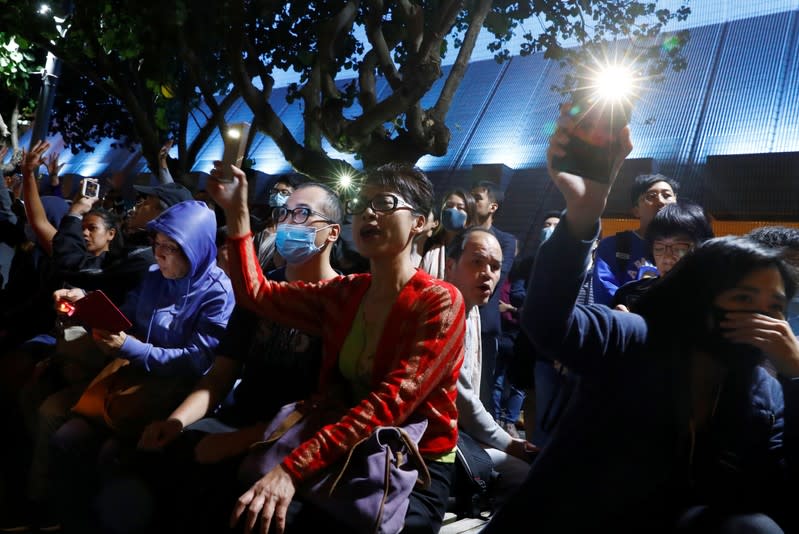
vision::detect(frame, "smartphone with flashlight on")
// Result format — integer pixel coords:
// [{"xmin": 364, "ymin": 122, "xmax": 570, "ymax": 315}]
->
[
  {"xmin": 219, "ymin": 122, "xmax": 251, "ymax": 183},
  {"xmin": 552, "ymin": 65, "xmax": 636, "ymax": 183},
  {"xmin": 81, "ymin": 178, "xmax": 101, "ymax": 199}
]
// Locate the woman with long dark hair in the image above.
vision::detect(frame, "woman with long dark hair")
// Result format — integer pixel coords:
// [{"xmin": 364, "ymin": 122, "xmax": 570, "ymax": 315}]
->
[{"xmin": 419, "ymin": 188, "xmax": 477, "ymax": 279}]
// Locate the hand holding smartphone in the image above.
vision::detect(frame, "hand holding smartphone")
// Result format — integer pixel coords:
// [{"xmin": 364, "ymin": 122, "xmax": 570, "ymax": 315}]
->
[
  {"xmin": 219, "ymin": 122, "xmax": 251, "ymax": 183},
  {"xmin": 81, "ymin": 178, "xmax": 101, "ymax": 199},
  {"xmin": 551, "ymin": 66, "xmax": 636, "ymax": 183}
]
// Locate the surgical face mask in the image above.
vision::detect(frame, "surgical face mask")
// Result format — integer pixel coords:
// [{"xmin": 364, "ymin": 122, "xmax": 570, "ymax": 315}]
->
[
  {"xmin": 441, "ymin": 208, "xmax": 467, "ymax": 232},
  {"xmin": 269, "ymin": 192, "xmax": 289, "ymax": 208},
  {"xmin": 540, "ymin": 225, "xmax": 555, "ymax": 244},
  {"xmin": 275, "ymin": 223, "xmax": 330, "ymax": 264}
]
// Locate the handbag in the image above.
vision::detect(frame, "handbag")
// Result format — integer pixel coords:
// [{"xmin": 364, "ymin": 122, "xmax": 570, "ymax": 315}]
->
[
  {"xmin": 239, "ymin": 400, "xmax": 431, "ymax": 534},
  {"xmin": 71, "ymin": 357, "xmax": 195, "ymax": 438}
]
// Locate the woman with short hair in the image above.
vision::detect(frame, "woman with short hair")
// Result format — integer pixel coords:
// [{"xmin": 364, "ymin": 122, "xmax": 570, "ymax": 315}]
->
[{"xmin": 208, "ymin": 161, "xmax": 465, "ymax": 534}]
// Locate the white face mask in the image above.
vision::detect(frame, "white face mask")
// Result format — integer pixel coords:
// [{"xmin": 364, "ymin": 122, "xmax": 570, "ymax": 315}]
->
[
  {"xmin": 275, "ymin": 223, "xmax": 333, "ymax": 264},
  {"xmin": 540, "ymin": 225, "xmax": 555, "ymax": 244}
]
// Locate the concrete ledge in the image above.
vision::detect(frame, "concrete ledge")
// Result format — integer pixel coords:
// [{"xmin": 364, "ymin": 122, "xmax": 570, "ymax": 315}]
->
[{"xmin": 440, "ymin": 512, "xmax": 489, "ymax": 534}]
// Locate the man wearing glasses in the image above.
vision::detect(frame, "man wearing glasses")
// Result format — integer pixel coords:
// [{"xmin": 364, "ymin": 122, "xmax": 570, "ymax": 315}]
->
[
  {"xmin": 136, "ymin": 182, "xmax": 342, "ymax": 533},
  {"xmin": 592, "ymin": 173, "xmax": 679, "ymax": 305},
  {"xmin": 252, "ymin": 176, "xmax": 299, "ymax": 270}
]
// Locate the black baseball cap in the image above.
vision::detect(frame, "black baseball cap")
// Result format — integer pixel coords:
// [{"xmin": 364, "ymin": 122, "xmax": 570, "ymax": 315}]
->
[{"xmin": 133, "ymin": 182, "xmax": 193, "ymax": 208}]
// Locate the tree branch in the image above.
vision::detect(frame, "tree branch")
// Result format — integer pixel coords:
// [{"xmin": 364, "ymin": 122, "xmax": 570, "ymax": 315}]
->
[
  {"xmin": 185, "ymin": 90, "xmax": 239, "ymax": 174},
  {"xmin": 358, "ymin": 50, "xmax": 380, "ymax": 111},
  {"xmin": 364, "ymin": 0, "xmax": 401, "ymax": 88},
  {"xmin": 226, "ymin": 4, "xmax": 319, "ymax": 173},
  {"xmin": 432, "ymin": 0, "xmax": 491, "ymax": 119},
  {"xmin": 396, "ymin": 0, "xmax": 425, "ymax": 54},
  {"xmin": 416, "ymin": 0, "xmax": 462, "ymax": 61},
  {"xmin": 318, "ymin": 0, "xmax": 359, "ymax": 99}
]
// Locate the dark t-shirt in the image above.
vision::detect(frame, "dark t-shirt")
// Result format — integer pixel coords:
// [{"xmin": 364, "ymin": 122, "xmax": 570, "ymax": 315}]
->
[{"xmin": 215, "ymin": 267, "xmax": 323, "ymax": 426}]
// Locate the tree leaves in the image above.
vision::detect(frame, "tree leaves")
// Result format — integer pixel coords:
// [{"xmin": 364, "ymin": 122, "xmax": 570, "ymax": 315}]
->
[{"xmin": 0, "ymin": 0, "xmax": 691, "ymax": 181}]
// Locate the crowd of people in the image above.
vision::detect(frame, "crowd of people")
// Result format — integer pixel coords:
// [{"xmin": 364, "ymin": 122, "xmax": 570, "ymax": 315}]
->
[{"xmin": 0, "ymin": 104, "xmax": 797, "ymax": 534}]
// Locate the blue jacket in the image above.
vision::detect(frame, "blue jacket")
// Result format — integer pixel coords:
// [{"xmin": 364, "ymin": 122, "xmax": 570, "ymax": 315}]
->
[
  {"xmin": 118, "ymin": 200, "xmax": 234, "ymax": 377},
  {"xmin": 592, "ymin": 229, "xmax": 653, "ymax": 305},
  {"xmin": 484, "ymin": 216, "xmax": 799, "ymax": 533}
]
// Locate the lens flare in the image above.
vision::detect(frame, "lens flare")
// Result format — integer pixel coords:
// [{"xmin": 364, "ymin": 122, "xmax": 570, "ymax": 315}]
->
[
  {"xmin": 593, "ymin": 65, "xmax": 636, "ymax": 102},
  {"xmin": 338, "ymin": 172, "xmax": 353, "ymax": 189}
]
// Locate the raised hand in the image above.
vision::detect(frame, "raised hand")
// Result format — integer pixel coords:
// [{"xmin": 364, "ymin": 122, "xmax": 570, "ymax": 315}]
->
[
  {"xmin": 21, "ymin": 140, "xmax": 50, "ymax": 177},
  {"xmin": 546, "ymin": 103, "xmax": 632, "ymax": 238},
  {"xmin": 159, "ymin": 139, "xmax": 174, "ymax": 168},
  {"xmin": 206, "ymin": 161, "xmax": 251, "ymax": 238},
  {"xmin": 68, "ymin": 178, "xmax": 101, "ymax": 216},
  {"xmin": 45, "ymin": 151, "xmax": 65, "ymax": 183}
]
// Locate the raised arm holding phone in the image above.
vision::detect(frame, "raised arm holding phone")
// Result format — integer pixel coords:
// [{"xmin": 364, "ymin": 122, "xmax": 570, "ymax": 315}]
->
[{"xmin": 483, "ymin": 104, "xmax": 799, "ymax": 533}]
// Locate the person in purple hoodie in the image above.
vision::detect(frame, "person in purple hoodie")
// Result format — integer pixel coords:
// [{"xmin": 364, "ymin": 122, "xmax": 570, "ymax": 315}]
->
[
  {"xmin": 12, "ymin": 200, "xmax": 236, "ymax": 533},
  {"xmin": 54, "ymin": 199, "xmax": 235, "ymax": 376}
]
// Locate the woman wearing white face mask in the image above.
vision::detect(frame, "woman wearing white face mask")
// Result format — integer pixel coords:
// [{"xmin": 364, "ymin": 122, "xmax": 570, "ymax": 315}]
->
[{"xmin": 419, "ymin": 189, "xmax": 477, "ymax": 279}]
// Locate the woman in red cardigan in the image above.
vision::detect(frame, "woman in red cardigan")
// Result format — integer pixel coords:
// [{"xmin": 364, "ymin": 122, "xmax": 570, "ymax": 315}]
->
[{"xmin": 207, "ymin": 162, "xmax": 465, "ymax": 534}]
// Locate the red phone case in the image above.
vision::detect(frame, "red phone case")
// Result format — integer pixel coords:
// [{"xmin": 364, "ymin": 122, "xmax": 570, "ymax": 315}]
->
[{"xmin": 73, "ymin": 290, "xmax": 133, "ymax": 332}]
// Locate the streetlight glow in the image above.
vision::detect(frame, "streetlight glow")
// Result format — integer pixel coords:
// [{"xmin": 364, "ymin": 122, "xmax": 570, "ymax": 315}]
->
[{"xmin": 338, "ymin": 172, "xmax": 353, "ymax": 189}]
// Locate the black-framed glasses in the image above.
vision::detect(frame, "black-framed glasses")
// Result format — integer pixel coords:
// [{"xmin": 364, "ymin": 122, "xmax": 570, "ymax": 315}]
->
[
  {"xmin": 652, "ymin": 241, "xmax": 693, "ymax": 258},
  {"xmin": 270, "ymin": 187, "xmax": 292, "ymax": 198},
  {"xmin": 272, "ymin": 206, "xmax": 332, "ymax": 225},
  {"xmin": 345, "ymin": 193, "xmax": 415, "ymax": 215}
]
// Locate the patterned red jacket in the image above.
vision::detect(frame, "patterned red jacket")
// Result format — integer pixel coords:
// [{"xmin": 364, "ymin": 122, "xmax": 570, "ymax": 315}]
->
[{"xmin": 227, "ymin": 233, "xmax": 465, "ymax": 483}]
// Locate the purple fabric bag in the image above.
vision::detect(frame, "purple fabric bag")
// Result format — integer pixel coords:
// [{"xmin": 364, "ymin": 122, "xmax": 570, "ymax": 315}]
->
[{"xmin": 239, "ymin": 401, "xmax": 431, "ymax": 534}]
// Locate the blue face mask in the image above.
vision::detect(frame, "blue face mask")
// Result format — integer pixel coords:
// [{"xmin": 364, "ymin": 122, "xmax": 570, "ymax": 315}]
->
[
  {"xmin": 441, "ymin": 208, "xmax": 467, "ymax": 232},
  {"xmin": 540, "ymin": 225, "xmax": 555, "ymax": 244},
  {"xmin": 276, "ymin": 223, "xmax": 330, "ymax": 264},
  {"xmin": 269, "ymin": 192, "xmax": 289, "ymax": 208}
]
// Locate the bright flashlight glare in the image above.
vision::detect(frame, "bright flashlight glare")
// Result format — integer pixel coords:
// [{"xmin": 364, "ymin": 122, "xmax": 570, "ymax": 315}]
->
[
  {"xmin": 38, "ymin": 4, "xmax": 51, "ymax": 15},
  {"xmin": 593, "ymin": 65, "xmax": 635, "ymax": 102},
  {"xmin": 338, "ymin": 173, "xmax": 353, "ymax": 189},
  {"xmin": 227, "ymin": 127, "xmax": 241, "ymax": 140}
]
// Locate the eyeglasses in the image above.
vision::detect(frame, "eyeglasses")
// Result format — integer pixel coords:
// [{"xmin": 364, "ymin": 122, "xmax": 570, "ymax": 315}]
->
[
  {"xmin": 345, "ymin": 194, "xmax": 415, "ymax": 215},
  {"xmin": 152, "ymin": 240, "xmax": 182, "ymax": 256},
  {"xmin": 642, "ymin": 190, "xmax": 675, "ymax": 204},
  {"xmin": 270, "ymin": 188, "xmax": 292, "ymax": 197},
  {"xmin": 652, "ymin": 241, "xmax": 693, "ymax": 258},
  {"xmin": 272, "ymin": 206, "xmax": 332, "ymax": 225}
]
